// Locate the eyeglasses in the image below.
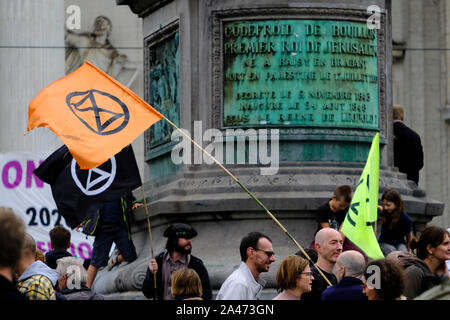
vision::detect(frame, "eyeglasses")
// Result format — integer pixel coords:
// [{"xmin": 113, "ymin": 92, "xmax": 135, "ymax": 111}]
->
[
  {"xmin": 253, "ymin": 248, "xmax": 275, "ymax": 258},
  {"xmin": 300, "ymin": 272, "xmax": 314, "ymax": 277}
]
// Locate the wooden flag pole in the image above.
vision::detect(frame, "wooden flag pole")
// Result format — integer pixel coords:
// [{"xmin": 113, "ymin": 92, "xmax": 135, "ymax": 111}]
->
[
  {"xmin": 162, "ymin": 116, "xmax": 332, "ymax": 287},
  {"xmin": 140, "ymin": 186, "xmax": 158, "ymax": 300}
]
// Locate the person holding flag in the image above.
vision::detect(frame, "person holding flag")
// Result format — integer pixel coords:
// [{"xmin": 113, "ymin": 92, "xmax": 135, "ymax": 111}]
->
[
  {"xmin": 81, "ymin": 192, "xmax": 142, "ymax": 288},
  {"xmin": 28, "ymin": 59, "xmax": 339, "ymax": 298},
  {"xmin": 142, "ymin": 223, "xmax": 212, "ymax": 300},
  {"xmin": 33, "ymin": 144, "xmax": 145, "ymax": 289},
  {"xmin": 28, "ymin": 60, "xmax": 165, "ymax": 289}
]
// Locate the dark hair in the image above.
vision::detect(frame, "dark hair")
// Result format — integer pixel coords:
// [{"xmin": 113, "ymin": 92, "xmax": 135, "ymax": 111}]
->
[
  {"xmin": 0, "ymin": 207, "xmax": 26, "ymax": 268},
  {"xmin": 295, "ymin": 248, "xmax": 318, "ymax": 264},
  {"xmin": 364, "ymin": 259, "xmax": 406, "ymax": 300},
  {"xmin": 166, "ymin": 237, "xmax": 178, "ymax": 253},
  {"xmin": 164, "ymin": 223, "xmax": 197, "ymax": 253},
  {"xmin": 240, "ymin": 232, "xmax": 272, "ymax": 262},
  {"xmin": 381, "ymin": 189, "xmax": 403, "ymax": 229},
  {"xmin": 49, "ymin": 226, "xmax": 71, "ymax": 250},
  {"xmin": 410, "ymin": 226, "xmax": 450, "ymax": 260},
  {"xmin": 381, "ymin": 189, "xmax": 403, "ymax": 213},
  {"xmin": 333, "ymin": 185, "xmax": 352, "ymax": 203}
]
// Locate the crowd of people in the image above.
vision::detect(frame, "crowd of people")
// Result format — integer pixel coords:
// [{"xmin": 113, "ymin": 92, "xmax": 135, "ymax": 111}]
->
[
  {"xmin": 0, "ymin": 102, "xmax": 446, "ymax": 301},
  {"xmin": 1, "ymin": 181, "xmax": 449, "ymax": 301}
]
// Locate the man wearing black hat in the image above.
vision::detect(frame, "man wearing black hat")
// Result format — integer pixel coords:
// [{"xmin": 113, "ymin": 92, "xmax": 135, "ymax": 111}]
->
[{"xmin": 141, "ymin": 223, "xmax": 212, "ymax": 300}]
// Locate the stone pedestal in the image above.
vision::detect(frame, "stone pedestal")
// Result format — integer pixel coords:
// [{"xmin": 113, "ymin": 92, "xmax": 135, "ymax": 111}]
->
[
  {"xmin": 94, "ymin": 0, "xmax": 444, "ymax": 296},
  {"xmin": 92, "ymin": 161, "xmax": 443, "ymax": 294}
]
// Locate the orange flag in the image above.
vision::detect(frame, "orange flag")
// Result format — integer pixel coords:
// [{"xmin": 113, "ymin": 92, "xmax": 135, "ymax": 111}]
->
[{"xmin": 28, "ymin": 61, "xmax": 163, "ymax": 169}]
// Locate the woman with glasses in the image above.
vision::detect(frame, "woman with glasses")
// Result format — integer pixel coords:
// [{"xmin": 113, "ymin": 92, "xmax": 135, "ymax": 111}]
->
[{"xmin": 273, "ymin": 255, "xmax": 313, "ymax": 300}]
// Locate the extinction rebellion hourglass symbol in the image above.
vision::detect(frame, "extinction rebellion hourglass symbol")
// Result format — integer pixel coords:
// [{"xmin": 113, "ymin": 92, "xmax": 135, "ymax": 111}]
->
[{"xmin": 66, "ymin": 89, "xmax": 130, "ymax": 135}]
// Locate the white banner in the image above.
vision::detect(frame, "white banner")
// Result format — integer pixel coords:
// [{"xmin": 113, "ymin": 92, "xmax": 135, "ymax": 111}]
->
[{"xmin": 0, "ymin": 152, "xmax": 93, "ymax": 262}]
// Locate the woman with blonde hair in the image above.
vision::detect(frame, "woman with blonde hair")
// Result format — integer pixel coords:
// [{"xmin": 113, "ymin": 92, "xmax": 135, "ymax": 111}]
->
[
  {"xmin": 273, "ymin": 255, "xmax": 313, "ymax": 300},
  {"xmin": 35, "ymin": 249, "xmax": 46, "ymax": 263},
  {"xmin": 171, "ymin": 268, "xmax": 203, "ymax": 300}
]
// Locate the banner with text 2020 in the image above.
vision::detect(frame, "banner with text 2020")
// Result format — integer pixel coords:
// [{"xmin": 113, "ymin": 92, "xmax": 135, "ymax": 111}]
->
[{"xmin": 0, "ymin": 152, "xmax": 93, "ymax": 262}]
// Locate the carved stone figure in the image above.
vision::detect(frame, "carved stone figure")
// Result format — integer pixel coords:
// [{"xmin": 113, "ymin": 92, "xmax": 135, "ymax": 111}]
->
[
  {"xmin": 148, "ymin": 32, "xmax": 179, "ymax": 147},
  {"xmin": 65, "ymin": 15, "xmax": 138, "ymax": 87}
]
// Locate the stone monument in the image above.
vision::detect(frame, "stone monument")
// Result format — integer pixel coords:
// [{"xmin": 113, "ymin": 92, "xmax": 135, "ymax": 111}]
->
[
  {"xmin": 93, "ymin": 0, "xmax": 443, "ymax": 298},
  {"xmin": 65, "ymin": 15, "xmax": 138, "ymax": 87}
]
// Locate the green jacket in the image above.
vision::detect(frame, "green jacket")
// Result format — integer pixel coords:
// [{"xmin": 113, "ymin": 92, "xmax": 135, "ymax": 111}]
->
[{"xmin": 415, "ymin": 278, "xmax": 450, "ymax": 300}]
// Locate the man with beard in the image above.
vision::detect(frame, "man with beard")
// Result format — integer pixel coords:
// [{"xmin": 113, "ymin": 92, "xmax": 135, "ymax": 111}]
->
[
  {"xmin": 300, "ymin": 228, "xmax": 343, "ymax": 301},
  {"xmin": 216, "ymin": 232, "xmax": 275, "ymax": 300},
  {"xmin": 141, "ymin": 223, "xmax": 212, "ymax": 300}
]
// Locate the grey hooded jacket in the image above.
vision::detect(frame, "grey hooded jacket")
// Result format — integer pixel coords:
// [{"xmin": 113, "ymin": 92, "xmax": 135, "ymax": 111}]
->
[
  {"xmin": 18, "ymin": 261, "xmax": 59, "ymax": 286},
  {"xmin": 400, "ymin": 255, "xmax": 442, "ymax": 300}
]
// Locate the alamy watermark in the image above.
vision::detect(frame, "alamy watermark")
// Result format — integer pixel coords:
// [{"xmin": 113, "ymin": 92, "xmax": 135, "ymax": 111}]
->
[
  {"xmin": 170, "ymin": 121, "xmax": 279, "ymax": 176},
  {"xmin": 66, "ymin": 5, "xmax": 81, "ymax": 30},
  {"xmin": 66, "ymin": 265, "xmax": 82, "ymax": 290},
  {"xmin": 365, "ymin": 265, "xmax": 381, "ymax": 289},
  {"xmin": 367, "ymin": 5, "xmax": 381, "ymax": 30}
]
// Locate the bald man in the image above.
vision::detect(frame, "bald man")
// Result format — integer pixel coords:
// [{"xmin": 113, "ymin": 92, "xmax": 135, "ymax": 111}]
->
[
  {"xmin": 300, "ymin": 228, "xmax": 343, "ymax": 301},
  {"xmin": 321, "ymin": 250, "xmax": 367, "ymax": 300}
]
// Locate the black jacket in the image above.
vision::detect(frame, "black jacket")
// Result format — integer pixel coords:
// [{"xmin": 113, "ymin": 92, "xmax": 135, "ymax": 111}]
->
[
  {"xmin": 0, "ymin": 275, "xmax": 27, "ymax": 301},
  {"xmin": 141, "ymin": 251, "xmax": 212, "ymax": 300},
  {"xmin": 300, "ymin": 265, "xmax": 337, "ymax": 301},
  {"xmin": 45, "ymin": 249, "xmax": 72, "ymax": 269},
  {"xmin": 393, "ymin": 121, "xmax": 424, "ymax": 184},
  {"xmin": 321, "ymin": 276, "xmax": 368, "ymax": 301},
  {"xmin": 81, "ymin": 192, "xmax": 137, "ymax": 237}
]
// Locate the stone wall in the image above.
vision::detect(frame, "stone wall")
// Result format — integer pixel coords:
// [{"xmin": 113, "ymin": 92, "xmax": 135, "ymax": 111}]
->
[{"xmin": 392, "ymin": 0, "xmax": 449, "ymax": 228}]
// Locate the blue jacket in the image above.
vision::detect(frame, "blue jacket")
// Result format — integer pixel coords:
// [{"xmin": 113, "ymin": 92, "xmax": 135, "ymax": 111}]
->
[{"xmin": 321, "ymin": 276, "xmax": 368, "ymax": 301}]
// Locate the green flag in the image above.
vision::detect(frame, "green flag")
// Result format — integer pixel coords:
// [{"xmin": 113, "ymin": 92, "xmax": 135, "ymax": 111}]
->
[{"xmin": 341, "ymin": 133, "xmax": 384, "ymax": 259}]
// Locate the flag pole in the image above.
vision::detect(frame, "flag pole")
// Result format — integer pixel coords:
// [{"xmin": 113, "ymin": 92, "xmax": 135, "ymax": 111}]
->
[
  {"xmin": 161, "ymin": 116, "xmax": 332, "ymax": 287},
  {"xmin": 140, "ymin": 186, "xmax": 158, "ymax": 300}
]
